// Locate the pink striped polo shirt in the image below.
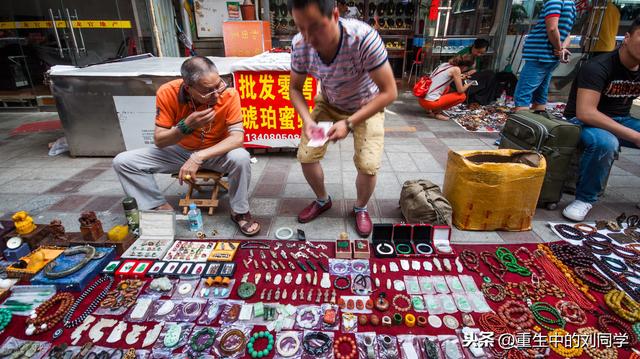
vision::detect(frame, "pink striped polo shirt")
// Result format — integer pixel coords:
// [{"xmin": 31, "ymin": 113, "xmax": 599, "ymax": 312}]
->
[{"xmin": 291, "ymin": 18, "xmax": 388, "ymax": 113}]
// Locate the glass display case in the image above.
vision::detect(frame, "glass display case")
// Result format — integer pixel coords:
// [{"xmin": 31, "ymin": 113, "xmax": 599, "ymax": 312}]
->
[
  {"xmin": 448, "ymin": 0, "xmax": 497, "ymax": 35},
  {"xmin": 420, "ymin": 0, "xmax": 500, "ymax": 71}
]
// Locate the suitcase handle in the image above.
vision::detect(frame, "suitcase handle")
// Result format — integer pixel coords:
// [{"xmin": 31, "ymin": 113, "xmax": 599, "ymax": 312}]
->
[
  {"xmin": 541, "ymin": 146, "xmax": 560, "ymax": 158},
  {"xmin": 508, "ymin": 116, "xmax": 549, "ymax": 152}
]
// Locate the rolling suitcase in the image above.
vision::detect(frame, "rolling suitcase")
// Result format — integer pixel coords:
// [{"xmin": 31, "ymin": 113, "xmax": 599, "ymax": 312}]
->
[{"xmin": 499, "ymin": 111, "xmax": 581, "ymax": 209}]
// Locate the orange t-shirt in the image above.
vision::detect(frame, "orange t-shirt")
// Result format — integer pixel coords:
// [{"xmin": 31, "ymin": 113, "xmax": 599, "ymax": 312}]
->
[{"xmin": 154, "ymin": 79, "xmax": 242, "ymax": 151}]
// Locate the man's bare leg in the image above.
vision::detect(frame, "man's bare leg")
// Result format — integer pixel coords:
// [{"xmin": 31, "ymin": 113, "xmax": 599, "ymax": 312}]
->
[
  {"xmin": 302, "ymin": 162, "xmax": 328, "ymax": 200},
  {"xmin": 355, "ymin": 173, "xmax": 376, "ymax": 208}
]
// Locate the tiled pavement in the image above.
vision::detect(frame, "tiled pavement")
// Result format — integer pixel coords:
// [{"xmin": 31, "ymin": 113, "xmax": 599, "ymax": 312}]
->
[{"xmin": 1, "ymin": 90, "xmax": 639, "ymax": 244}]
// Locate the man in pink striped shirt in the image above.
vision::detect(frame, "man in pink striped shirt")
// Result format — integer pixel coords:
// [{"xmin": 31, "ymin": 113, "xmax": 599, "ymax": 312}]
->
[{"xmin": 288, "ymin": 0, "xmax": 397, "ymax": 237}]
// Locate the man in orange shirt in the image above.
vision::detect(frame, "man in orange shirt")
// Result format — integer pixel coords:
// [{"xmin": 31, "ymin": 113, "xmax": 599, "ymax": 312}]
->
[{"xmin": 113, "ymin": 56, "xmax": 260, "ymax": 236}]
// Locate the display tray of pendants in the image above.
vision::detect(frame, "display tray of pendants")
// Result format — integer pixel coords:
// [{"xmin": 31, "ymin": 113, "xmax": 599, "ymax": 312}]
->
[{"xmin": 0, "ymin": 214, "xmax": 639, "ymax": 358}]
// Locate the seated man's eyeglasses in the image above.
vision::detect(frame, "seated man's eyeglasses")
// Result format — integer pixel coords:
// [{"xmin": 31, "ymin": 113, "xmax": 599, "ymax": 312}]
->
[{"xmin": 191, "ymin": 79, "xmax": 227, "ymax": 98}]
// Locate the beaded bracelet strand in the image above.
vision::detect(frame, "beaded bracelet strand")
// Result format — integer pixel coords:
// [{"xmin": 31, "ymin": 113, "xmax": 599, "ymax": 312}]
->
[{"xmin": 547, "ymin": 328, "xmax": 583, "ymax": 358}]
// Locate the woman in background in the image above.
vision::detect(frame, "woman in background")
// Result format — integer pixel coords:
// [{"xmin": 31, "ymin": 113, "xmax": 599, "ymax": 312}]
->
[{"xmin": 418, "ymin": 54, "xmax": 475, "ymax": 121}]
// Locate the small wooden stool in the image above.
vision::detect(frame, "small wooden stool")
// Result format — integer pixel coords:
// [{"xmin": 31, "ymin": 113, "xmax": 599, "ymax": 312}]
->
[{"xmin": 172, "ymin": 170, "xmax": 229, "ymax": 215}]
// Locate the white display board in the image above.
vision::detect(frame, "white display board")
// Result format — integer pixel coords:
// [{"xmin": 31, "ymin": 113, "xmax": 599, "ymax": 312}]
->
[
  {"xmin": 113, "ymin": 96, "xmax": 156, "ymax": 150},
  {"xmin": 194, "ymin": 0, "xmax": 228, "ymax": 37}
]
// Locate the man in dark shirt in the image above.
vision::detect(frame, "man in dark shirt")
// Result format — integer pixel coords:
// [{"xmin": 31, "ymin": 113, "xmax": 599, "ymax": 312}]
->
[{"xmin": 562, "ymin": 17, "xmax": 640, "ymax": 221}]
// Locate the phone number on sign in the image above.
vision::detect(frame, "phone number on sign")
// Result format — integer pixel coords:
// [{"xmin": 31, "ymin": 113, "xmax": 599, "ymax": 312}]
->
[{"xmin": 245, "ymin": 133, "xmax": 301, "ymax": 141}]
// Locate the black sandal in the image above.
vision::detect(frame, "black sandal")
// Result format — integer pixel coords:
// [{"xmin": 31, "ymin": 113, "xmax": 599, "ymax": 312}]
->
[{"xmin": 231, "ymin": 212, "xmax": 261, "ymax": 237}]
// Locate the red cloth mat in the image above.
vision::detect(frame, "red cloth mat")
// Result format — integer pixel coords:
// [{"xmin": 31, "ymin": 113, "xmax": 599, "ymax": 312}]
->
[{"xmin": 0, "ymin": 241, "xmax": 631, "ymax": 358}]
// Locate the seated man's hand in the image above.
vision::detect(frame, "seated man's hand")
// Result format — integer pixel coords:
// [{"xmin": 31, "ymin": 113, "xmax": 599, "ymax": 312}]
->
[
  {"xmin": 327, "ymin": 119, "xmax": 350, "ymax": 142},
  {"xmin": 465, "ymin": 69, "xmax": 477, "ymax": 77},
  {"xmin": 185, "ymin": 108, "xmax": 215, "ymax": 129},
  {"xmin": 178, "ymin": 157, "xmax": 201, "ymax": 185}
]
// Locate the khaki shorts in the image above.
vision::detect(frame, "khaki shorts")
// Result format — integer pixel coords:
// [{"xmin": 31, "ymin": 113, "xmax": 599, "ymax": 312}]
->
[{"xmin": 297, "ymin": 94, "xmax": 385, "ymax": 175}]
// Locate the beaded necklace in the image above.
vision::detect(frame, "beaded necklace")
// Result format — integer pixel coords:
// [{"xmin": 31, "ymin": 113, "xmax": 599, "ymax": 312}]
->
[
  {"xmin": 597, "ymin": 314, "xmax": 638, "ymax": 348},
  {"xmin": 63, "ymin": 276, "xmax": 114, "ymax": 329},
  {"xmin": 529, "ymin": 302, "xmax": 565, "ymax": 331},
  {"xmin": 25, "ymin": 293, "xmax": 74, "ymax": 335},
  {"xmin": 535, "ymin": 245, "xmax": 597, "ymax": 308},
  {"xmin": 496, "ymin": 247, "xmax": 531, "ymax": 276},
  {"xmin": 604, "ymin": 289, "xmax": 640, "ymax": 323},
  {"xmin": 480, "ymin": 251, "xmax": 507, "ymax": 283}
]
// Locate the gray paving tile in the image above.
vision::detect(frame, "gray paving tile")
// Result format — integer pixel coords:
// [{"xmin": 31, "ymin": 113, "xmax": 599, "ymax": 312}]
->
[
  {"xmin": 386, "ymin": 153, "xmax": 418, "ymax": 172},
  {"xmin": 415, "ymin": 131, "xmax": 436, "ymax": 138},
  {"xmin": 249, "ymin": 198, "xmax": 281, "ymax": 217},
  {"xmin": 383, "ymin": 138, "xmax": 424, "ymax": 146},
  {"xmin": 49, "ymin": 195, "xmax": 93, "ymax": 211},
  {"xmin": 0, "ymin": 180, "xmax": 59, "ymax": 194},
  {"xmin": 0, "ymin": 168, "xmax": 38, "ymax": 185},
  {"xmin": 531, "ymin": 221, "xmax": 563, "ymax": 243},
  {"xmin": 450, "ymin": 227, "xmax": 505, "ymax": 244},
  {"xmin": 287, "ymin": 169, "xmax": 342, "ymax": 184},
  {"xmin": 608, "ymin": 174, "xmax": 640, "ymax": 188},
  {"xmin": 608, "ymin": 188, "xmax": 640, "ymax": 202},
  {"xmin": 76, "ymin": 180, "xmax": 126, "ymax": 196},
  {"xmin": 446, "ymin": 145, "xmax": 495, "ymax": 152},
  {"xmin": 409, "ymin": 153, "xmax": 443, "ymax": 172},
  {"xmin": 283, "ymin": 183, "xmax": 343, "ymax": 200},
  {"xmin": 27, "ymin": 167, "xmax": 85, "ymax": 180},
  {"xmin": 175, "ymin": 215, "xmax": 238, "ymax": 239},
  {"xmin": 320, "ymin": 158, "xmax": 343, "ymax": 171},
  {"xmin": 498, "ymin": 231, "xmax": 544, "ymax": 244},
  {"xmin": 20, "ymin": 195, "xmax": 66, "ymax": 216},
  {"xmin": 82, "ymin": 196, "xmax": 123, "ymax": 212},
  {"xmin": 0, "ymin": 194, "xmax": 34, "ymax": 213},
  {"xmin": 384, "ymin": 144, "xmax": 430, "ymax": 153},
  {"xmin": 45, "ymin": 180, "xmax": 86, "ymax": 194},
  {"xmin": 93, "ymin": 168, "xmax": 122, "ymax": 182},
  {"xmin": 439, "ymin": 138, "xmax": 488, "ymax": 146}
]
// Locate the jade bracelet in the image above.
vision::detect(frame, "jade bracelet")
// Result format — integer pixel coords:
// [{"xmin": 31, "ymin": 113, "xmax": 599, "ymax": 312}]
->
[
  {"xmin": 190, "ymin": 327, "xmax": 216, "ymax": 352},
  {"xmin": 247, "ymin": 331, "xmax": 274, "ymax": 358}
]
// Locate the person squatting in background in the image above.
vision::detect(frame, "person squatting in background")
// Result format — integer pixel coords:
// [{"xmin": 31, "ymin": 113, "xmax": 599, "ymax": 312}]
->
[{"xmin": 418, "ymin": 54, "xmax": 475, "ymax": 121}]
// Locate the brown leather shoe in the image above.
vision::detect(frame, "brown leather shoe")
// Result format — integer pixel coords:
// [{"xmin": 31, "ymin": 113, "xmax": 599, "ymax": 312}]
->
[
  {"xmin": 354, "ymin": 210, "xmax": 372, "ymax": 237},
  {"xmin": 298, "ymin": 198, "xmax": 332, "ymax": 223}
]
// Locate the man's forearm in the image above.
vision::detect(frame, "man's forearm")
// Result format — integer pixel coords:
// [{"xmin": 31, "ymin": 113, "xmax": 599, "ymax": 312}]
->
[
  {"xmin": 290, "ymin": 88, "xmax": 313, "ymax": 124},
  {"xmin": 580, "ymin": 110, "xmax": 640, "ymax": 143},
  {"xmin": 348, "ymin": 90, "xmax": 396, "ymax": 125},
  {"xmin": 547, "ymin": 28, "xmax": 562, "ymax": 52},
  {"xmin": 196, "ymin": 133, "xmax": 244, "ymax": 160},
  {"xmin": 155, "ymin": 126, "xmax": 185, "ymax": 148}
]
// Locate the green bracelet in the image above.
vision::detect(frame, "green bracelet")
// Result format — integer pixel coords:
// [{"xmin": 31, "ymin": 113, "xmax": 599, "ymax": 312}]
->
[
  {"xmin": 396, "ymin": 243, "xmax": 413, "ymax": 254},
  {"xmin": 177, "ymin": 119, "xmax": 193, "ymax": 134},
  {"xmin": 393, "ymin": 313, "xmax": 403, "ymax": 325},
  {"xmin": 247, "ymin": 331, "xmax": 274, "ymax": 358},
  {"xmin": 530, "ymin": 302, "xmax": 565, "ymax": 331},
  {"xmin": 190, "ymin": 327, "xmax": 216, "ymax": 352}
]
